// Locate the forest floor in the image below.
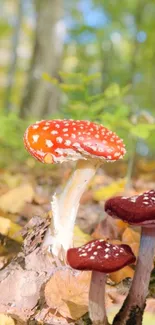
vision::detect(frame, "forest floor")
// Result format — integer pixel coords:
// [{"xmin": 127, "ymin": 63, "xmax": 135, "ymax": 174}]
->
[{"xmin": 0, "ymin": 157, "xmax": 154, "ymax": 324}]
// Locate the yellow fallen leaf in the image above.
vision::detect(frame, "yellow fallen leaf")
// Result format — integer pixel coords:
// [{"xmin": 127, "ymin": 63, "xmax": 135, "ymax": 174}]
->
[
  {"xmin": 130, "ymin": 242, "xmax": 140, "ymax": 258},
  {"xmin": 0, "ymin": 314, "xmax": 15, "ymax": 325},
  {"xmin": 122, "ymin": 228, "xmax": 140, "ymax": 245},
  {"xmin": 2, "ymin": 172, "xmax": 22, "ymax": 189},
  {"xmin": 93, "ymin": 179, "xmax": 126, "ymax": 201},
  {"xmin": 110, "ymin": 266, "xmax": 134, "ymax": 284},
  {"xmin": 0, "ymin": 216, "xmax": 22, "ymax": 243},
  {"xmin": 45, "ymin": 268, "xmax": 91, "ymax": 320},
  {"xmin": 143, "ymin": 312, "xmax": 155, "ymax": 325},
  {"xmin": 0, "ymin": 184, "xmax": 34, "ymax": 213},
  {"xmin": 115, "ymin": 220, "xmax": 128, "ymax": 232},
  {"xmin": 73, "ymin": 225, "xmax": 92, "ymax": 247}
]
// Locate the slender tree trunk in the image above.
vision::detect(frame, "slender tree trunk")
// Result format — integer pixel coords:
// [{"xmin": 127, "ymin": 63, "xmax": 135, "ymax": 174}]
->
[
  {"xmin": 4, "ymin": 0, "xmax": 23, "ymax": 113},
  {"xmin": 20, "ymin": 0, "xmax": 64, "ymax": 119}
]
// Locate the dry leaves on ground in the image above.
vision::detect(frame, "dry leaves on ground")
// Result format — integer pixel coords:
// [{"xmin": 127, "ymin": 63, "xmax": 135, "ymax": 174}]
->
[
  {"xmin": 0, "ymin": 183, "xmax": 34, "ymax": 214},
  {"xmin": 93, "ymin": 178, "xmax": 126, "ymax": 201},
  {"xmin": 0, "ymin": 216, "xmax": 22, "ymax": 243},
  {"xmin": 45, "ymin": 268, "xmax": 91, "ymax": 320}
]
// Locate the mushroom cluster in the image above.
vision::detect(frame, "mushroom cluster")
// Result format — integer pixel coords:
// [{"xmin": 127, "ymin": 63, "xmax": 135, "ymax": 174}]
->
[
  {"xmin": 67, "ymin": 239, "xmax": 135, "ymax": 325},
  {"xmin": 105, "ymin": 189, "xmax": 155, "ymax": 324},
  {"xmin": 24, "ymin": 119, "xmax": 126, "ymax": 258}
]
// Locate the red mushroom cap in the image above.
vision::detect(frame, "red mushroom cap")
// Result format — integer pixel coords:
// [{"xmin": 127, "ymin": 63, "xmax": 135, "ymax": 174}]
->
[
  {"xmin": 67, "ymin": 239, "xmax": 135, "ymax": 273},
  {"xmin": 105, "ymin": 190, "xmax": 155, "ymax": 226},
  {"xmin": 24, "ymin": 119, "xmax": 126, "ymax": 164}
]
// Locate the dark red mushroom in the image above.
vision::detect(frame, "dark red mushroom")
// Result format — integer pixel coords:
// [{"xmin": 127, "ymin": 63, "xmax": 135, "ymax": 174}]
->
[
  {"xmin": 67, "ymin": 239, "xmax": 135, "ymax": 325},
  {"xmin": 105, "ymin": 190, "xmax": 155, "ymax": 324},
  {"xmin": 24, "ymin": 119, "xmax": 126, "ymax": 257}
]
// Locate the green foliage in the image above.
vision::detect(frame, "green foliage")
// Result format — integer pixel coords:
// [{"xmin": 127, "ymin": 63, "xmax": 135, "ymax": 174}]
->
[
  {"xmin": 0, "ymin": 113, "xmax": 30, "ymax": 165},
  {"xmin": 43, "ymin": 71, "xmax": 155, "ymax": 157}
]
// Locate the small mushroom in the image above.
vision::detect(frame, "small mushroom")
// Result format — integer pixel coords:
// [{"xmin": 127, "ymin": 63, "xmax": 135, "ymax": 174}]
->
[
  {"xmin": 67, "ymin": 239, "xmax": 135, "ymax": 325},
  {"xmin": 24, "ymin": 119, "xmax": 126, "ymax": 257},
  {"xmin": 105, "ymin": 190, "xmax": 155, "ymax": 324}
]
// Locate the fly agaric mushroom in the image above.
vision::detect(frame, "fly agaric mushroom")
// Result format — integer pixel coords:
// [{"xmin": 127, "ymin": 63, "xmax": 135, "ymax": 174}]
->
[
  {"xmin": 105, "ymin": 190, "xmax": 155, "ymax": 324},
  {"xmin": 67, "ymin": 239, "xmax": 136, "ymax": 325},
  {"xmin": 24, "ymin": 119, "xmax": 126, "ymax": 257}
]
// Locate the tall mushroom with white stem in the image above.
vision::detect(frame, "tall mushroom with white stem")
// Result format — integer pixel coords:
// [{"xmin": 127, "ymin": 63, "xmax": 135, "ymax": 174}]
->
[
  {"xmin": 24, "ymin": 119, "xmax": 126, "ymax": 258},
  {"xmin": 67, "ymin": 239, "xmax": 136, "ymax": 325},
  {"xmin": 105, "ymin": 190, "xmax": 155, "ymax": 325}
]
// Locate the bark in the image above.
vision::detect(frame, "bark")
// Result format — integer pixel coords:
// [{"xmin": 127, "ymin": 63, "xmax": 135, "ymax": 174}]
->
[
  {"xmin": 20, "ymin": 0, "xmax": 64, "ymax": 119},
  {"xmin": 4, "ymin": 0, "xmax": 23, "ymax": 112}
]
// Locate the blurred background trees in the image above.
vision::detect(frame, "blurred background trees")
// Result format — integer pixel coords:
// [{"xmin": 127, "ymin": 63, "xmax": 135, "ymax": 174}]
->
[{"xmin": 0, "ymin": 0, "xmax": 155, "ymax": 165}]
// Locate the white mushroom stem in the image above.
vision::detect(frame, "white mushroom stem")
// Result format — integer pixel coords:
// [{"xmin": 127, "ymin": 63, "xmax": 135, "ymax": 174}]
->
[
  {"xmin": 113, "ymin": 227, "xmax": 155, "ymax": 325},
  {"xmin": 89, "ymin": 271, "xmax": 109, "ymax": 325},
  {"xmin": 42, "ymin": 159, "xmax": 100, "ymax": 257}
]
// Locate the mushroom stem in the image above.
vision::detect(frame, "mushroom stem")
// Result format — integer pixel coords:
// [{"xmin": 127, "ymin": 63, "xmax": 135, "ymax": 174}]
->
[
  {"xmin": 89, "ymin": 271, "xmax": 109, "ymax": 325},
  {"xmin": 113, "ymin": 227, "xmax": 155, "ymax": 325},
  {"xmin": 43, "ymin": 159, "xmax": 100, "ymax": 257}
]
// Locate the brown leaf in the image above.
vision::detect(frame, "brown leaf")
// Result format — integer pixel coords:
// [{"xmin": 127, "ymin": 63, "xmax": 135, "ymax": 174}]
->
[
  {"xmin": 92, "ymin": 216, "xmax": 127, "ymax": 241},
  {"xmin": 20, "ymin": 202, "xmax": 45, "ymax": 220},
  {"xmin": 45, "ymin": 268, "xmax": 91, "ymax": 320},
  {"xmin": 0, "ymin": 184, "xmax": 34, "ymax": 214},
  {"xmin": 109, "ymin": 266, "xmax": 134, "ymax": 284},
  {"xmin": 35, "ymin": 307, "xmax": 74, "ymax": 324}
]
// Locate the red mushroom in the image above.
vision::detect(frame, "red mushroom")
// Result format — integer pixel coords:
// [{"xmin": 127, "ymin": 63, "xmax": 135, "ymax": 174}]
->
[
  {"xmin": 67, "ymin": 239, "xmax": 135, "ymax": 325},
  {"xmin": 24, "ymin": 119, "xmax": 126, "ymax": 257},
  {"xmin": 105, "ymin": 190, "xmax": 155, "ymax": 324}
]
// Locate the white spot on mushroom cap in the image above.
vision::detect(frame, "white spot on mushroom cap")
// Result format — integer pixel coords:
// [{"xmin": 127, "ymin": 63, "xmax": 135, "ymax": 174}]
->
[
  {"xmin": 32, "ymin": 135, "xmax": 39, "ymax": 142},
  {"xmin": 51, "ymin": 130, "xmax": 58, "ymax": 135},
  {"xmin": 45, "ymin": 139, "xmax": 53, "ymax": 147},
  {"xmin": 65, "ymin": 140, "xmax": 71, "ymax": 146},
  {"xmin": 56, "ymin": 137, "xmax": 63, "ymax": 143},
  {"xmin": 80, "ymin": 253, "xmax": 87, "ymax": 257},
  {"xmin": 90, "ymin": 256, "xmax": 95, "ymax": 260},
  {"xmin": 33, "ymin": 125, "xmax": 39, "ymax": 129}
]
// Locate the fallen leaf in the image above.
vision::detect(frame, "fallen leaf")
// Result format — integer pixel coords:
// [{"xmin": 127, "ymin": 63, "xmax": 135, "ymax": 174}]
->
[
  {"xmin": 93, "ymin": 179, "xmax": 126, "ymax": 201},
  {"xmin": 0, "ymin": 184, "xmax": 34, "ymax": 213},
  {"xmin": 129, "ymin": 242, "xmax": 140, "ymax": 258},
  {"xmin": 122, "ymin": 228, "xmax": 140, "ymax": 245},
  {"xmin": 35, "ymin": 307, "xmax": 73, "ymax": 324},
  {"xmin": 109, "ymin": 266, "xmax": 134, "ymax": 284},
  {"xmin": 2, "ymin": 172, "xmax": 22, "ymax": 189},
  {"xmin": 20, "ymin": 202, "xmax": 46, "ymax": 220},
  {"xmin": 45, "ymin": 268, "xmax": 91, "ymax": 320},
  {"xmin": 0, "ymin": 216, "xmax": 22, "ymax": 243},
  {"xmin": 92, "ymin": 216, "xmax": 127, "ymax": 241},
  {"xmin": 73, "ymin": 225, "xmax": 92, "ymax": 247},
  {"xmin": 0, "ymin": 314, "xmax": 15, "ymax": 325},
  {"xmin": 143, "ymin": 312, "xmax": 155, "ymax": 325}
]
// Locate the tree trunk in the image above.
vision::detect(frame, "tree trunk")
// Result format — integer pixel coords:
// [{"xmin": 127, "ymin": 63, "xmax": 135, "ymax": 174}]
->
[{"xmin": 20, "ymin": 0, "xmax": 64, "ymax": 119}]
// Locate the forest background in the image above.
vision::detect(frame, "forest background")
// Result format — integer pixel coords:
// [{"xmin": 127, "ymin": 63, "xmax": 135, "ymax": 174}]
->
[
  {"xmin": 0, "ymin": 0, "xmax": 155, "ymax": 167},
  {"xmin": 0, "ymin": 1, "xmax": 155, "ymax": 323}
]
